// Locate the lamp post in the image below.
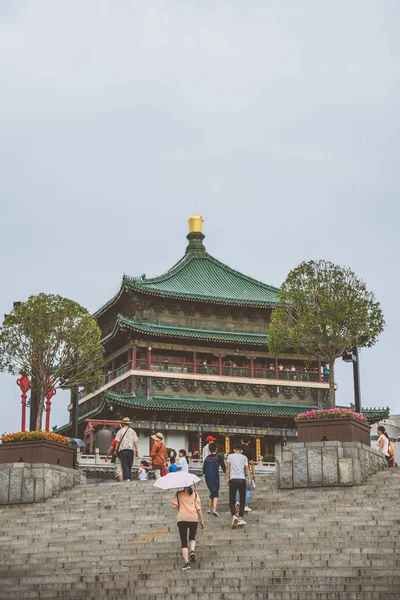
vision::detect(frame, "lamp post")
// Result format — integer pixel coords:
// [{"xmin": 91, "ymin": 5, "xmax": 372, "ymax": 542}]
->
[
  {"xmin": 342, "ymin": 346, "xmax": 361, "ymax": 413},
  {"xmin": 16, "ymin": 376, "xmax": 31, "ymax": 432},
  {"xmin": 45, "ymin": 379, "xmax": 56, "ymax": 432}
]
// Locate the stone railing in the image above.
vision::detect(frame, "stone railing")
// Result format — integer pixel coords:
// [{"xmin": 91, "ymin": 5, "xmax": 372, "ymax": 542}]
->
[
  {"xmin": 277, "ymin": 441, "xmax": 387, "ymax": 489},
  {"xmin": 0, "ymin": 463, "xmax": 86, "ymax": 505}
]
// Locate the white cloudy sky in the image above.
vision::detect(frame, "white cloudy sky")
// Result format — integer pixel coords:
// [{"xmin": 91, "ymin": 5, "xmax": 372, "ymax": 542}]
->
[{"xmin": 1, "ymin": 1, "xmax": 399, "ymax": 434}]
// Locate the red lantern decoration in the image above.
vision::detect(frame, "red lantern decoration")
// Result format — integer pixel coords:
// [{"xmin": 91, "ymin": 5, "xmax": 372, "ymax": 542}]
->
[{"xmin": 16, "ymin": 376, "xmax": 32, "ymax": 432}]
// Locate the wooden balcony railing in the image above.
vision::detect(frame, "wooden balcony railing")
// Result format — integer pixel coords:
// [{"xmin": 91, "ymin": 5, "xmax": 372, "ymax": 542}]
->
[{"xmin": 103, "ymin": 360, "xmax": 327, "ymax": 385}]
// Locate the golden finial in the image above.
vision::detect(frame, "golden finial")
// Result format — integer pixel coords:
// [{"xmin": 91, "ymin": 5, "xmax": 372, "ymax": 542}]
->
[{"xmin": 188, "ymin": 215, "xmax": 204, "ymax": 233}]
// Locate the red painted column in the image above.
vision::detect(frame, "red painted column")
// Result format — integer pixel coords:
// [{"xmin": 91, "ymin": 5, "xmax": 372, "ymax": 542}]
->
[
  {"xmin": 132, "ymin": 345, "xmax": 137, "ymax": 370},
  {"xmin": 193, "ymin": 351, "xmax": 197, "ymax": 374},
  {"xmin": 318, "ymin": 359, "xmax": 322, "ymax": 383},
  {"xmin": 218, "ymin": 354, "xmax": 223, "ymax": 376},
  {"xmin": 250, "ymin": 357, "xmax": 254, "ymax": 378},
  {"xmin": 147, "ymin": 347, "xmax": 152, "ymax": 370},
  {"xmin": 275, "ymin": 358, "xmax": 279, "ymax": 380},
  {"xmin": 112, "ymin": 359, "xmax": 115, "ymax": 380}
]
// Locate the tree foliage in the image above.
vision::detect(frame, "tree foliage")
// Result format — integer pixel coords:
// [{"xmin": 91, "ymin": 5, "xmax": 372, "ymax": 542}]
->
[
  {"xmin": 0, "ymin": 294, "xmax": 104, "ymax": 430},
  {"xmin": 268, "ymin": 260, "xmax": 385, "ymax": 407}
]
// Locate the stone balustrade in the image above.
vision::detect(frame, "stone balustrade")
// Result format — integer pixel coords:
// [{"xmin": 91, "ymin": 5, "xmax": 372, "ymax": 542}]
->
[
  {"xmin": 0, "ymin": 463, "xmax": 86, "ymax": 505},
  {"xmin": 277, "ymin": 441, "xmax": 387, "ymax": 489}
]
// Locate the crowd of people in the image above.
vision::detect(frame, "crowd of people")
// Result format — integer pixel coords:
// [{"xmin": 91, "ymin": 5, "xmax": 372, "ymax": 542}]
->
[{"xmin": 104, "ymin": 419, "xmax": 256, "ymax": 572}]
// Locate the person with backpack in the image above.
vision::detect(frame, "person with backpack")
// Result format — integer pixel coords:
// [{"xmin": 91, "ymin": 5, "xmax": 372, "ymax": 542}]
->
[
  {"xmin": 376, "ymin": 425, "xmax": 391, "ymax": 466},
  {"xmin": 172, "ymin": 486, "xmax": 205, "ymax": 572},
  {"xmin": 202, "ymin": 442, "xmax": 226, "ymax": 517},
  {"xmin": 150, "ymin": 432, "xmax": 168, "ymax": 479}
]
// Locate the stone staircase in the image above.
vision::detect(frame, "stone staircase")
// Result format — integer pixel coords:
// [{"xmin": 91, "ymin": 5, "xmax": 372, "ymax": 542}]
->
[{"xmin": 1, "ymin": 470, "xmax": 400, "ymax": 600}]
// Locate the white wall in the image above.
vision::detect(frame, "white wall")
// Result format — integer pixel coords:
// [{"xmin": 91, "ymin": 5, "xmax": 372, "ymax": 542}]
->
[{"xmin": 164, "ymin": 432, "xmax": 188, "ymax": 455}]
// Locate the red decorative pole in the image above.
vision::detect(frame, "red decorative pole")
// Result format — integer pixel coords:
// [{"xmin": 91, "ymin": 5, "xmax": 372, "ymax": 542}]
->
[
  {"xmin": 45, "ymin": 379, "xmax": 56, "ymax": 432},
  {"xmin": 16, "ymin": 376, "xmax": 31, "ymax": 432}
]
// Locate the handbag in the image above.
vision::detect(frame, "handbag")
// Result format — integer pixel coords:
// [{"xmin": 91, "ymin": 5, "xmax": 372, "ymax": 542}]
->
[
  {"xmin": 116, "ymin": 427, "xmax": 130, "ymax": 459},
  {"xmin": 161, "ymin": 466, "xmax": 169, "ymax": 477}
]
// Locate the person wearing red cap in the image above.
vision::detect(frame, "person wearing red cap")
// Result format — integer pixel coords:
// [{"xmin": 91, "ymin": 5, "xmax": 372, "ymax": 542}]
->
[{"xmin": 202, "ymin": 435, "xmax": 217, "ymax": 462}]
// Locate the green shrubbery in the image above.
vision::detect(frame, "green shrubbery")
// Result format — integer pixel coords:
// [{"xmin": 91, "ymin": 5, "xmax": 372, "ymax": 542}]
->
[{"xmin": 263, "ymin": 454, "xmax": 276, "ymax": 463}]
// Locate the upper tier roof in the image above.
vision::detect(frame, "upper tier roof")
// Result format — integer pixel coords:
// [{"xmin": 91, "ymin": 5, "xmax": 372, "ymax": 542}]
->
[
  {"xmin": 123, "ymin": 253, "xmax": 279, "ymax": 307},
  {"xmin": 95, "ymin": 217, "xmax": 279, "ymax": 316}
]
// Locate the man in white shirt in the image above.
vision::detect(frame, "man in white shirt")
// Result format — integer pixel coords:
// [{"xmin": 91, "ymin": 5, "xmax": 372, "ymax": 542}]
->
[
  {"xmin": 115, "ymin": 417, "xmax": 139, "ymax": 482},
  {"xmin": 226, "ymin": 445, "xmax": 251, "ymax": 528},
  {"xmin": 202, "ymin": 435, "xmax": 216, "ymax": 461}
]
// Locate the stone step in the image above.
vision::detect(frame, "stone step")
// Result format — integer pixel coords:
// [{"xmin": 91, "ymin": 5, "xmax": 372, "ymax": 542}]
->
[{"xmin": 1, "ymin": 469, "xmax": 399, "ymax": 599}]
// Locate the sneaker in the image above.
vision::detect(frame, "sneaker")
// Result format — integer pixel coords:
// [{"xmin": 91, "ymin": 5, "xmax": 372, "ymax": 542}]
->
[
  {"xmin": 212, "ymin": 510, "xmax": 220, "ymax": 517},
  {"xmin": 207, "ymin": 509, "xmax": 213, "ymax": 514},
  {"xmin": 244, "ymin": 506, "xmax": 252, "ymax": 512},
  {"xmin": 231, "ymin": 515, "xmax": 239, "ymax": 529},
  {"xmin": 182, "ymin": 563, "xmax": 191, "ymax": 571},
  {"xmin": 189, "ymin": 551, "xmax": 196, "ymax": 563},
  {"xmin": 237, "ymin": 519, "xmax": 247, "ymax": 526}
]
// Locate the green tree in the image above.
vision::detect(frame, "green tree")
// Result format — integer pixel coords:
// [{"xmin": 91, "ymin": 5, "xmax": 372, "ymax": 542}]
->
[
  {"xmin": 0, "ymin": 294, "xmax": 104, "ymax": 430},
  {"xmin": 268, "ymin": 260, "xmax": 385, "ymax": 407}
]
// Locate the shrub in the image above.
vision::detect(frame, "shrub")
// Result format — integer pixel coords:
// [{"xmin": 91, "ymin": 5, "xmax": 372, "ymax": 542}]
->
[
  {"xmin": 294, "ymin": 408, "xmax": 367, "ymax": 424},
  {"xmin": 1, "ymin": 431, "xmax": 71, "ymax": 446},
  {"xmin": 263, "ymin": 454, "xmax": 276, "ymax": 462}
]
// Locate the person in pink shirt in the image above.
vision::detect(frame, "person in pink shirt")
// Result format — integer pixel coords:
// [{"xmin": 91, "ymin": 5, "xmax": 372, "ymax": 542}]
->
[{"xmin": 172, "ymin": 486, "xmax": 204, "ymax": 571}]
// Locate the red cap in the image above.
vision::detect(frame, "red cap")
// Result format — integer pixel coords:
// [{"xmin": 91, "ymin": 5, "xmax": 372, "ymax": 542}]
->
[{"xmin": 206, "ymin": 435, "xmax": 216, "ymax": 442}]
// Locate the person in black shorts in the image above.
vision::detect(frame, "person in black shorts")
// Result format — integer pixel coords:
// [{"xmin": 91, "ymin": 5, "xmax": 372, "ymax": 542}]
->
[
  {"xmin": 172, "ymin": 486, "xmax": 205, "ymax": 571},
  {"xmin": 235, "ymin": 435, "xmax": 256, "ymax": 512},
  {"xmin": 202, "ymin": 442, "xmax": 226, "ymax": 517}
]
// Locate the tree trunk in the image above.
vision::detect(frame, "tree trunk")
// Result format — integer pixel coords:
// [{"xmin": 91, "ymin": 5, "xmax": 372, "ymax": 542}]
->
[
  {"xmin": 29, "ymin": 384, "xmax": 38, "ymax": 431},
  {"xmin": 328, "ymin": 360, "xmax": 335, "ymax": 408},
  {"xmin": 35, "ymin": 380, "xmax": 46, "ymax": 430}
]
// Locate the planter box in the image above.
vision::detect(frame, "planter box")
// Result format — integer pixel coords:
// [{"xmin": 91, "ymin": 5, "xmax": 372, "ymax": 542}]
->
[
  {"xmin": 0, "ymin": 441, "xmax": 74, "ymax": 469},
  {"xmin": 296, "ymin": 417, "xmax": 371, "ymax": 446}
]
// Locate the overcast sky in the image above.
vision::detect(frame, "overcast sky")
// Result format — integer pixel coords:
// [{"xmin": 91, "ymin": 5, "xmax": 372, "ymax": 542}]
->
[{"xmin": 1, "ymin": 1, "xmax": 399, "ymax": 435}]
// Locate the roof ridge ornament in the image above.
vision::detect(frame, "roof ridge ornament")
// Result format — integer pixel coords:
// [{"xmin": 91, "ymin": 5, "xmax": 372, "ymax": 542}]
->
[{"xmin": 186, "ymin": 214, "xmax": 206, "ymax": 256}]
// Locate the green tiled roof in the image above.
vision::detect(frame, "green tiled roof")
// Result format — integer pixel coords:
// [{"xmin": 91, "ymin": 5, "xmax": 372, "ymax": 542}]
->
[
  {"xmin": 105, "ymin": 391, "xmax": 315, "ymax": 417},
  {"xmin": 124, "ymin": 253, "xmax": 279, "ymax": 307},
  {"xmin": 95, "ymin": 251, "xmax": 279, "ymax": 316},
  {"xmin": 360, "ymin": 407, "xmax": 390, "ymax": 424},
  {"xmin": 54, "ymin": 406, "xmax": 102, "ymax": 433},
  {"xmin": 103, "ymin": 315, "xmax": 268, "ymax": 346}
]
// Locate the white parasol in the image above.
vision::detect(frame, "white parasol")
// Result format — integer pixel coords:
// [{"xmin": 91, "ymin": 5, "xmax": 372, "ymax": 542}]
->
[{"xmin": 153, "ymin": 471, "xmax": 201, "ymax": 490}]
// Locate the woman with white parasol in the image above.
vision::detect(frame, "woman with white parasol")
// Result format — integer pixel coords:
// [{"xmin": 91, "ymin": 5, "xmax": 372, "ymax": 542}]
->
[{"xmin": 154, "ymin": 472, "xmax": 205, "ymax": 571}]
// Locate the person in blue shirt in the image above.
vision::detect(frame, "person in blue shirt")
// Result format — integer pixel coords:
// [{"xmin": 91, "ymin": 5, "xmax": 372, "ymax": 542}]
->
[{"xmin": 168, "ymin": 455, "xmax": 179, "ymax": 472}]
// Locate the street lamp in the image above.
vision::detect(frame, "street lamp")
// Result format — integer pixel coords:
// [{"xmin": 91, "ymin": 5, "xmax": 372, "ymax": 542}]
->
[
  {"xmin": 342, "ymin": 346, "xmax": 361, "ymax": 413},
  {"xmin": 45, "ymin": 379, "xmax": 56, "ymax": 432}
]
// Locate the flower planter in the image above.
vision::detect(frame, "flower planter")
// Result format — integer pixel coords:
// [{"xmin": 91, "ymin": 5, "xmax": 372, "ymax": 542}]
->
[
  {"xmin": 296, "ymin": 417, "xmax": 371, "ymax": 446},
  {"xmin": 0, "ymin": 441, "xmax": 74, "ymax": 468}
]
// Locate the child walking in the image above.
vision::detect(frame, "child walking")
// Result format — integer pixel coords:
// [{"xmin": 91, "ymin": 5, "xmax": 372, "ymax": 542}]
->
[
  {"xmin": 137, "ymin": 460, "xmax": 150, "ymax": 480},
  {"xmin": 169, "ymin": 455, "xmax": 179, "ymax": 472},
  {"xmin": 178, "ymin": 449, "xmax": 189, "ymax": 472}
]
